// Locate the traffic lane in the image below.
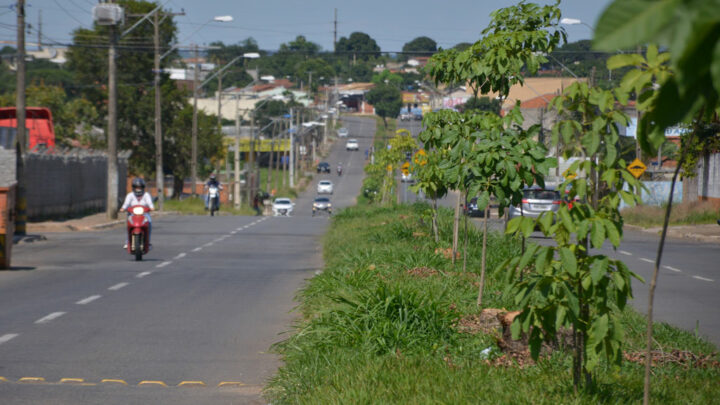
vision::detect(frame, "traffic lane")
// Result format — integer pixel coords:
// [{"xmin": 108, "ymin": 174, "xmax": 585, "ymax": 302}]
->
[
  {"xmin": 297, "ymin": 116, "xmax": 374, "ymax": 214},
  {"xmin": 0, "ymin": 215, "xmax": 322, "ymax": 402},
  {"xmin": 525, "ymin": 228, "xmax": 719, "ymax": 346},
  {"xmin": 0, "ymin": 216, "xmax": 260, "ymax": 328}
]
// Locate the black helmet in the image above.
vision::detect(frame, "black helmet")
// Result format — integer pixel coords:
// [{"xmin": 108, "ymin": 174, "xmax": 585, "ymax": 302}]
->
[{"xmin": 132, "ymin": 178, "xmax": 146, "ymax": 197}]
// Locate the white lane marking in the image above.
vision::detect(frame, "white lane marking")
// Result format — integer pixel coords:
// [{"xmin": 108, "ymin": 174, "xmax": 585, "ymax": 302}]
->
[
  {"xmin": 236, "ymin": 227, "xmax": 243, "ymax": 231},
  {"xmin": 76, "ymin": 295, "xmax": 101, "ymax": 305},
  {"xmin": 203, "ymin": 242, "xmax": 213, "ymax": 247},
  {"xmin": 664, "ymin": 265, "xmax": 682, "ymax": 273},
  {"xmin": 174, "ymin": 253, "xmax": 186, "ymax": 260},
  {"xmin": 192, "ymin": 247, "xmax": 202, "ymax": 252},
  {"xmin": 213, "ymin": 238, "xmax": 223, "ymax": 243},
  {"xmin": 108, "ymin": 282, "xmax": 129, "ymax": 291},
  {"xmin": 692, "ymin": 276, "xmax": 714, "ymax": 282},
  {"xmin": 0, "ymin": 333, "xmax": 18, "ymax": 345},
  {"xmin": 136, "ymin": 272, "xmax": 152, "ymax": 279},
  {"xmin": 230, "ymin": 231, "xmax": 237, "ymax": 234},
  {"xmin": 243, "ymin": 226, "xmax": 249, "ymax": 229},
  {"xmin": 619, "ymin": 250, "xmax": 632, "ymax": 256},
  {"xmin": 156, "ymin": 261, "xmax": 172, "ymax": 268},
  {"xmin": 35, "ymin": 312, "xmax": 66, "ymax": 324},
  {"xmin": 639, "ymin": 258, "xmax": 654, "ymax": 264}
]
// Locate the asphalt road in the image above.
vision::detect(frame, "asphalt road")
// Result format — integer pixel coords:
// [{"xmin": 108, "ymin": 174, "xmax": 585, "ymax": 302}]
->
[
  {"xmin": 0, "ymin": 116, "xmax": 376, "ymax": 404},
  {"xmin": 397, "ymin": 118, "xmax": 720, "ymax": 347}
]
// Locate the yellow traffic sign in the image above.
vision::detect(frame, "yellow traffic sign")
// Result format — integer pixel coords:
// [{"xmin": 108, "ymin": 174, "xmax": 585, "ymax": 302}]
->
[{"xmin": 627, "ymin": 158, "xmax": 647, "ymax": 178}]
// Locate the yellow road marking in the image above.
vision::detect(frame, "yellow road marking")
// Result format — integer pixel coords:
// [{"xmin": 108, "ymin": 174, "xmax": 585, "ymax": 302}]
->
[
  {"xmin": 101, "ymin": 379, "xmax": 128, "ymax": 385},
  {"xmin": 0, "ymin": 376, "xmax": 8, "ymax": 382},
  {"xmin": 19, "ymin": 377, "xmax": 46, "ymax": 383},
  {"xmin": 59, "ymin": 378, "xmax": 85, "ymax": 384},
  {"xmin": 178, "ymin": 380, "xmax": 206, "ymax": 387},
  {"xmin": 217, "ymin": 381, "xmax": 245, "ymax": 388},
  {"xmin": 138, "ymin": 380, "xmax": 168, "ymax": 387}
]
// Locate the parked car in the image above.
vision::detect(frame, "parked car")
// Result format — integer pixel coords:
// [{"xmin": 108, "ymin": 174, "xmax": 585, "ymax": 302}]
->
[
  {"xmin": 272, "ymin": 198, "xmax": 294, "ymax": 216},
  {"xmin": 317, "ymin": 180, "xmax": 334, "ymax": 194},
  {"xmin": 337, "ymin": 127, "xmax": 349, "ymax": 137},
  {"xmin": 507, "ymin": 187, "xmax": 562, "ymax": 220},
  {"xmin": 399, "ymin": 111, "xmax": 413, "ymax": 121},
  {"xmin": 346, "ymin": 139, "xmax": 359, "ymax": 151},
  {"xmin": 401, "ymin": 172, "xmax": 413, "ymax": 183},
  {"xmin": 464, "ymin": 197, "xmax": 485, "ymax": 217},
  {"xmin": 312, "ymin": 197, "xmax": 332, "ymax": 216},
  {"xmin": 317, "ymin": 162, "xmax": 330, "ymax": 173}
]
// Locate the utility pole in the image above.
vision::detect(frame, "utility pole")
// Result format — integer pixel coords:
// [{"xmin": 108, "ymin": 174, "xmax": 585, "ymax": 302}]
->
[
  {"xmin": 107, "ymin": 3, "xmax": 119, "ymax": 220},
  {"xmin": 217, "ymin": 73, "xmax": 223, "ymax": 129},
  {"xmin": 289, "ymin": 108, "xmax": 295, "ymax": 188},
  {"xmin": 233, "ymin": 102, "xmax": 241, "ymax": 208},
  {"xmin": 153, "ymin": 10, "xmax": 163, "ymax": 210},
  {"xmin": 191, "ymin": 43, "xmax": 199, "ymax": 197},
  {"xmin": 333, "ymin": 8, "xmax": 337, "ymax": 52},
  {"xmin": 246, "ymin": 111, "xmax": 255, "ymax": 204},
  {"xmin": 15, "ymin": 0, "xmax": 27, "ymax": 235},
  {"xmin": 37, "ymin": 9, "xmax": 41, "ymax": 49}
]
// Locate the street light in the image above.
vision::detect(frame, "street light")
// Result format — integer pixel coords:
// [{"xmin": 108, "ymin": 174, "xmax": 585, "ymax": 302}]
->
[
  {"xmin": 560, "ymin": 17, "xmax": 594, "ymax": 31},
  {"xmin": 190, "ymin": 15, "xmax": 233, "ymax": 197}
]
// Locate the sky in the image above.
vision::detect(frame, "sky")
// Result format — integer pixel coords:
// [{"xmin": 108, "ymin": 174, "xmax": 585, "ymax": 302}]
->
[{"xmin": 0, "ymin": 0, "xmax": 613, "ymax": 52}]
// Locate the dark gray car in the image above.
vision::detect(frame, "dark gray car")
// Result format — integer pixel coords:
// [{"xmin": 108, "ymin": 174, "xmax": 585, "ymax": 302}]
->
[{"xmin": 508, "ymin": 188, "xmax": 562, "ymax": 219}]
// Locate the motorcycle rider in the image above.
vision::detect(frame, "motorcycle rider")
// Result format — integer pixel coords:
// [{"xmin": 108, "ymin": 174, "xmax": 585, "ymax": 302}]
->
[
  {"xmin": 121, "ymin": 178, "xmax": 154, "ymax": 249},
  {"xmin": 337, "ymin": 162, "xmax": 343, "ymax": 176},
  {"xmin": 204, "ymin": 173, "xmax": 222, "ymax": 210}
]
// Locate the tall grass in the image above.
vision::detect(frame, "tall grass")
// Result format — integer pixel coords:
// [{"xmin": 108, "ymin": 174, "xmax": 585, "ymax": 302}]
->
[
  {"xmin": 622, "ymin": 201, "xmax": 720, "ymax": 227},
  {"xmin": 265, "ymin": 203, "xmax": 720, "ymax": 404}
]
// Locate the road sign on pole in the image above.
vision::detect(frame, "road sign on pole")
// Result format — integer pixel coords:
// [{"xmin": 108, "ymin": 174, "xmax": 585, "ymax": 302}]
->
[{"xmin": 627, "ymin": 158, "xmax": 647, "ymax": 179}]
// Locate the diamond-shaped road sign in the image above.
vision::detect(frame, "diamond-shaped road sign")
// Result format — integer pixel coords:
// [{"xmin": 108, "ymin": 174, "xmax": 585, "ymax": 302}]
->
[{"xmin": 627, "ymin": 158, "xmax": 647, "ymax": 178}]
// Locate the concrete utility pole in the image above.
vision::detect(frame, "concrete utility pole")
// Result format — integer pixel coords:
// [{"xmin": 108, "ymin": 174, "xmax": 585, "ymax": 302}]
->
[
  {"xmin": 191, "ymin": 43, "xmax": 199, "ymax": 197},
  {"xmin": 233, "ymin": 102, "xmax": 241, "ymax": 208},
  {"xmin": 153, "ymin": 10, "xmax": 163, "ymax": 210},
  {"xmin": 333, "ymin": 8, "xmax": 337, "ymax": 52},
  {"xmin": 15, "ymin": 0, "xmax": 26, "ymax": 235},
  {"xmin": 289, "ymin": 108, "xmax": 295, "ymax": 188},
  {"xmin": 107, "ymin": 5, "xmax": 119, "ymax": 220},
  {"xmin": 246, "ymin": 111, "xmax": 255, "ymax": 204}
]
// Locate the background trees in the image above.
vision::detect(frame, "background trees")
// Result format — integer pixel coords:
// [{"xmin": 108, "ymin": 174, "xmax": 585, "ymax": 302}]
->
[
  {"xmin": 335, "ymin": 32, "xmax": 381, "ymax": 61},
  {"xmin": 366, "ymin": 84, "xmax": 402, "ymax": 128},
  {"xmin": 402, "ymin": 36, "xmax": 437, "ymax": 58}
]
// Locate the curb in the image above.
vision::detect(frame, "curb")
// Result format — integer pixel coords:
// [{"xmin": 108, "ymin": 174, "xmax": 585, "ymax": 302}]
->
[{"xmin": 625, "ymin": 224, "xmax": 720, "ymax": 244}]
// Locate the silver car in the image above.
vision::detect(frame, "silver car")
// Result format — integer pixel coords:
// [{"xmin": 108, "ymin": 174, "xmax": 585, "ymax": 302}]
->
[
  {"xmin": 312, "ymin": 197, "xmax": 332, "ymax": 216},
  {"xmin": 508, "ymin": 188, "xmax": 562, "ymax": 219},
  {"xmin": 337, "ymin": 127, "xmax": 349, "ymax": 137},
  {"xmin": 317, "ymin": 180, "xmax": 334, "ymax": 194},
  {"xmin": 272, "ymin": 198, "xmax": 294, "ymax": 216}
]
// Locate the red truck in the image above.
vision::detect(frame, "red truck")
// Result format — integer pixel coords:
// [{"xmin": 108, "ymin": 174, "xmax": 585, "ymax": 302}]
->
[{"xmin": 0, "ymin": 107, "xmax": 56, "ymax": 150}]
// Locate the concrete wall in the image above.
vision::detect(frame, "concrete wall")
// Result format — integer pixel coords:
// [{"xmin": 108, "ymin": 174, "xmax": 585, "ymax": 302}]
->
[
  {"xmin": 697, "ymin": 152, "xmax": 720, "ymax": 205},
  {"xmin": 0, "ymin": 148, "xmax": 16, "ymax": 187},
  {"xmin": 24, "ymin": 150, "xmax": 127, "ymax": 219}
]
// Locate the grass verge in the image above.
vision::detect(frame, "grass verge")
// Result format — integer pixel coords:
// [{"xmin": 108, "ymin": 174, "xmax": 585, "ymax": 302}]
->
[
  {"xmin": 163, "ymin": 196, "xmax": 256, "ymax": 216},
  {"xmin": 621, "ymin": 201, "xmax": 720, "ymax": 228},
  {"xmin": 265, "ymin": 203, "xmax": 719, "ymax": 404}
]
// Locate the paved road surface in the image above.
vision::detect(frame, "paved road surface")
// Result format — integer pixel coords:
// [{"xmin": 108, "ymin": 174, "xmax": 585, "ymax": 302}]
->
[
  {"xmin": 0, "ymin": 116, "xmax": 376, "ymax": 404},
  {"xmin": 397, "ymin": 118, "xmax": 720, "ymax": 347}
]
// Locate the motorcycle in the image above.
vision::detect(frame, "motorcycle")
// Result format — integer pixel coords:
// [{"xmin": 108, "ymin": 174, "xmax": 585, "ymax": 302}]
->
[
  {"xmin": 208, "ymin": 185, "xmax": 220, "ymax": 216},
  {"xmin": 126, "ymin": 205, "xmax": 150, "ymax": 261},
  {"xmin": 337, "ymin": 166, "xmax": 343, "ymax": 176}
]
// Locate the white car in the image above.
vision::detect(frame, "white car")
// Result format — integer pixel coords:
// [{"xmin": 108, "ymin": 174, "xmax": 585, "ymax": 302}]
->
[
  {"xmin": 401, "ymin": 172, "xmax": 413, "ymax": 183},
  {"xmin": 337, "ymin": 127, "xmax": 349, "ymax": 137},
  {"xmin": 317, "ymin": 180, "xmax": 334, "ymax": 194},
  {"xmin": 272, "ymin": 198, "xmax": 294, "ymax": 216},
  {"xmin": 346, "ymin": 139, "xmax": 359, "ymax": 151}
]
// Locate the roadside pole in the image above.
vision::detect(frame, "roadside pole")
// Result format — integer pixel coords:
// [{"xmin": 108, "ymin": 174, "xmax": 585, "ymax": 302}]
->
[
  {"xmin": 15, "ymin": 0, "xmax": 26, "ymax": 234},
  {"xmin": 153, "ymin": 11, "xmax": 163, "ymax": 210},
  {"xmin": 107, "ymin": 10, "xmax": 119, "ymax": 219},
  {"xmin": 191, "ymin": 43, "xmax": 198, "ymax": 197},
  {"xmin": 289, "ymin": 108, "xmax": 295, "ymax": 188}
]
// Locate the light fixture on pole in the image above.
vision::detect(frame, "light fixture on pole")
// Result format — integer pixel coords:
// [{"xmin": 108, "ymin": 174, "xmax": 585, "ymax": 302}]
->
[
  {"xmin": 189, "ymin": 15, "xmax": 233, "ymax": 198},
  {"xmin": 93, "ymin": 1, "xmax": 124, "ymax": 220}
]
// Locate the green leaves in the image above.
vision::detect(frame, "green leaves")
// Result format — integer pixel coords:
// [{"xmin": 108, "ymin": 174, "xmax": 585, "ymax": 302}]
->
[{"xmin": 593, "ymin": 0, "xmax": 680, "ymax": 52}]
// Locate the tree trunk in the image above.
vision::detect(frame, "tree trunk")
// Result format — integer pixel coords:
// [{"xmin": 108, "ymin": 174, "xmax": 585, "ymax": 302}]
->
[
  {"xmin": 644, "ymin": 126, "xmax": 695, "ymax": 405},
  {"xmin": 476, "ymin": 204, "xmax": 490, "ymax": 307},
  {"xmin": 452, "ymin": 192, "xmax": 461, "ymax": 265},
  {"xmin": 462, "ymin": 192, "xmax": 469, "ymax": 273},
  {"xmin": 432, "ymin": 198, "xmax": 439, "ymax": 243}
]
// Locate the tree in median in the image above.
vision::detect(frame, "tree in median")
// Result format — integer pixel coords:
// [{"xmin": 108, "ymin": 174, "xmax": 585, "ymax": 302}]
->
[{"xmin": 366, "ymin": 84, "xmax": 402, "ymax": 128}]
